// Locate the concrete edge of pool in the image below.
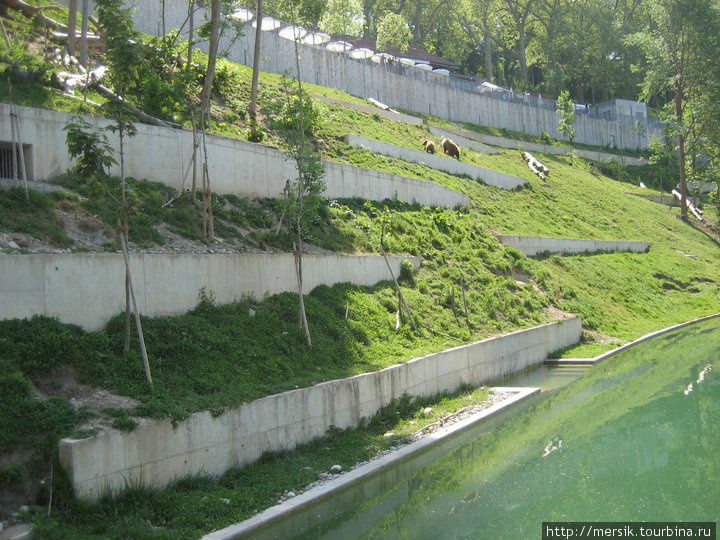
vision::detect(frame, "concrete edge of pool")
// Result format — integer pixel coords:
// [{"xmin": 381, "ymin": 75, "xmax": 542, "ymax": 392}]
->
[
  {"xmin": 202, "ymin": 386, "xmax": 541, "ymax": 540},
  {"xmin": 545, "ymin": 312, "xmax": 720, "ymax": 366}
]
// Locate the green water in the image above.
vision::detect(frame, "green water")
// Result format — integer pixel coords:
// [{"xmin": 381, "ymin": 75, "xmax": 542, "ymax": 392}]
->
[{"xmin": 292, "ymin": 317, "xmax": 720, "ymax": 539}]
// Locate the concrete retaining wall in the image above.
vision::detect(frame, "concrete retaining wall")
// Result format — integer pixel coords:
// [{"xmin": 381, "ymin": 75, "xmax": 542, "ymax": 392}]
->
[
  {"xmin": 498, "ymin": 234, "xmax": 649, "ymax": 256},
  {"xmin": 427, "ymin": 127, "xmax": 498, "ymax": 155},
  {"xmin": 61, "ymin": 0, "xmax": 660, "ymax": 151},
  {"xmin": 628, "ymin": 193, "xmax": 679, "ymax": 206},
  {"xmin": 0, "ymin": 104, "xmax": 468, "ymax": 208},
  {"xmin": 59, "ymin": 316, "xmax": 581, "ymax": 500},
  {"xmin": 344, "ymin": 134, "xmax": 528, "ymax": 190},
  {"xmin": 0, "ymin": 253, "xmax": 419, "ymax": 330},
  {"xmin": 436, "ymin": 127, "xmax": 648, "ymax": 165}
]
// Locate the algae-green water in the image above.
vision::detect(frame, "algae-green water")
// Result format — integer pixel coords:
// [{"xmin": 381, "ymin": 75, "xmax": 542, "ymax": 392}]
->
[{"xmin": 292, "ymin": 317, "xmax": 720, "ymax": 539}]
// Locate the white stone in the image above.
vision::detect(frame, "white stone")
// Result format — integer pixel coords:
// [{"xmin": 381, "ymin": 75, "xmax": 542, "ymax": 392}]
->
[
  {"xmin": 423, "ymin": 407, "xmax": 433, "ymax": 415},
  {"xmin": 329, "ymin": 464, "xmax": 342, "ymax": 474},
  {"xmin": 248, "ymin": 308, "xmax": 256, "ymax": 317}
]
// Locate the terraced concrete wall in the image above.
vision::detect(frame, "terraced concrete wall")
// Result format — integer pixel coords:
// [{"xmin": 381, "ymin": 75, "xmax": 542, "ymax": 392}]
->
[
  {"xmin": 0, "ymin": 104, "xmax": 468, "ymax": 208},
  {"xmin": 59, "ymin": 317, "xmax": 581, "ymax": 500},
  {"xmin": 0, "ymin": 253, "xmax": 419, "ymax": 330},
  {"xmin": 427, "ymin": 127, "xmax": 498, "ymax": 155},
  {"xmin": 628, "ymin": 193, "xmax": 679, "ymax": 206},
  {"xmin": 498, "ymin": 234, "xmax": 649, "ymax": 256},
  {"xmin": 344, "ymin": 134, "xmax": 528, "ymax": 190},
  {"xmin": 435, "ymin": 127, "xmax": 649, "ymax": 166}
]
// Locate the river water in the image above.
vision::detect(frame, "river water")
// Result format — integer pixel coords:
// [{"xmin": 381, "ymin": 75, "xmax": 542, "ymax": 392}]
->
[{"xmin": 256, "ymin": 317, "xmax": 720, "ymax": 539}]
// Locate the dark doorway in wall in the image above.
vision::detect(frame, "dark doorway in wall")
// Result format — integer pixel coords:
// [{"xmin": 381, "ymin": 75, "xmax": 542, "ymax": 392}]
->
[{"xmin": 0, "ymin": 142, "xmax": 33, "ymax": 181}]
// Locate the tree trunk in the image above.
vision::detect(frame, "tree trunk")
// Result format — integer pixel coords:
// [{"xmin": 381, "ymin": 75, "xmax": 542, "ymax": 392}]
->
[
  {"xmin": 517, "ymin": 23, "xmax": 528, "ymax": 82},
  {"xmin": 249, "ymin": 0, "xmax": 263, "ymax": 126},
  {"xmin": 483, "ymin": 6, "xmax": 493, "ymax": 81},
  {"xmin": 199, "ymin": 0, "xmax": 220, "ymax": 113},
  {"xmin": 293, "ymin": 241, "xmax": 312, "ymax": 348},
  {"xmin": 187, "ymin": 0, "xmax": 194, "ymax": 67},
  {"xmin": 119, "ymin": 230, "xmax": 153, "ymax": 387},
  {"xmin": 675, "ymin": 89, "xmax": 688, "ymax": 221},
  {"xmin": 67, "ymin": 0, "xmax": 77, "ymax": 56},
  {"xmin": 79, "ymin": 0, "xmax": 89, "ymax": 67}
]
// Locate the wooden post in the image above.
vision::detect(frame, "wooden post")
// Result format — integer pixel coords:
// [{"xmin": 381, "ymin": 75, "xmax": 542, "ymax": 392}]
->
[{"xmin": 119, "ymin": 230, "xmax": 153, "ymax": 387}]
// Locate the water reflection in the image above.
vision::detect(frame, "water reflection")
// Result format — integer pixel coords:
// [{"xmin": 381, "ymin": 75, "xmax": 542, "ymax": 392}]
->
[{"xmin": 256, "ymin": 318, "xmax": 720, "ymax": 540}]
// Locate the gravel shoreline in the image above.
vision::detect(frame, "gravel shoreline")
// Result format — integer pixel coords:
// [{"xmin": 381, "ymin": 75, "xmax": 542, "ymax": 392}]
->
[{"xmin": 274, "ymin": 389, "xmax": 514, "ymax": 504}]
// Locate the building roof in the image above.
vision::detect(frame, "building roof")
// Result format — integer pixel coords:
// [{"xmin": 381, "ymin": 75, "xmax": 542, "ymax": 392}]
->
[{"xmin": 329, "ymin": 34, "xmax": 460, "ymax": 71}]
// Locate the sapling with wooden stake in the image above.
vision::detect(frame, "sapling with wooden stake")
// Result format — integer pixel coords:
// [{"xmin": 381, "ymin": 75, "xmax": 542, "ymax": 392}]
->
[{"xmin": 266, "ymin": 75, "xmax": 325, "ymax": 347}]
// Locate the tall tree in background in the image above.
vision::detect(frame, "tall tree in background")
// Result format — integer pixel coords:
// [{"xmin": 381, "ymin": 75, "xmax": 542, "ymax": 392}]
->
[
  {"xmin": 376, "ymin": 12, "xmax": 411, "ymax": 52},
  {"xmin": 319, "ymin": 0, "xmax": 364, "ymax": 36},
  {"xmin": 500, "ymin": 0, "xmax": 534, "ymax": 83},
  {"xmin": 67, "ymin": 0, "xmax": 78, "ymax": 57},
  {"xmin": 635, "ymin": 0, "xmax": 720, "ymax": 221}
]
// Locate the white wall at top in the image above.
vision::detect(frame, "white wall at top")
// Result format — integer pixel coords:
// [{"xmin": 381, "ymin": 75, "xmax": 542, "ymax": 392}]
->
[
  {"xmin": 84, "ymin": 0, "xmax": 663, "ymax": 151},
  {"xmin": 0, "ymin": 253, "xmax": 419, "ymax": 330},
  {"xmin": 0, "ymin": 104, "xmax": 469, "ymax": 208},
  {"xmin": 60, "ymin": 316, "xmax": 582, "ymax": 500}
]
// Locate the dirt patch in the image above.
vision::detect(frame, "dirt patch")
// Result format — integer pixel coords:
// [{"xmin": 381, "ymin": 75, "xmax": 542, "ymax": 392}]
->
[{"xmin": 35, "ymin": 366, "xmax": 138, "ymax": 431}]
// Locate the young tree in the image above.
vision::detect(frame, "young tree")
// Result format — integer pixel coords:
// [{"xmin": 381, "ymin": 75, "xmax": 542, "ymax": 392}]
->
[
  {"xmin": 376, "ymin": 13, "xmax": 411, "ymax": 53},
  {"xmin": 556, "ymin": 89, "xmax": 575, "ymax": 144},
  {"xmin": 197, "ymin": 0, "xmax": 221, "ymax": 239},
  {"xmin": 95, "ymin": 0, "xmax": 153, "ymax": 386},
  {"xmin": 266, "ymin": 76, "xmax": 325, "ymax": 347}
]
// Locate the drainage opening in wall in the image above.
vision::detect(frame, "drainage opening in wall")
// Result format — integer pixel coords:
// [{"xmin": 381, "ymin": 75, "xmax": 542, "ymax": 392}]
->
[{"xmin": 0, "ymin": 141, "xmax": 33, "ymax": 181}]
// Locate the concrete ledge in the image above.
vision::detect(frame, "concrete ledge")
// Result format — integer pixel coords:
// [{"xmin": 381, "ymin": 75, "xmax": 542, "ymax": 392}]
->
[
  {"xmin": 436, "ymin": 126, "xmax": 648, "ymax": 165},
  {"xmin": 59, "ymin": 317, "xmax": 581, "ymax": 500},
  {"xmin": 311, "ymin": 94, "xmax": 423, "ymax": 125},
  {"xmin": 427, "ymin": 126, "xmax": 498, "ymax": 155},
  {"xmin": 627, "ymin": 192, "xmax": 680, "ymax": 206},
  {"xmin": 0, "ymin": 253, "xmax": 419, "ymax": 330},
  {"xmin": 497, "ymin": 234, "xmax": 649, "ymax": 257},
  {"xmin": 344, "ymin": 134, "xmax": 528, "ymax": 190},
  {"xmin": 203, "ymin": 386, "xmax": 540, "ymax": 540},
  {"xmin": 548, "ymin": 312, "xmax": 720, "ymax": 366},
  {"xmin": 0, "ymin": 104, "xmax": 466, "ymax": 209}
]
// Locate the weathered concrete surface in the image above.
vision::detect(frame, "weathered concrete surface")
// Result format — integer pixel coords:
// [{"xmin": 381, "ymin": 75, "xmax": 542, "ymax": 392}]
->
[
  {"xmin": 498, "ymin": 234, "xmax": 649, "ymax": 256},
  {"xmin": 0, "ymin": 253, "xmax": 419, "ymax": 330},
  {"xmin": 203, "ymin": 387, "xmax": 540, "ymax": 540},
  {"xmin": 427, "ymin": 126, "xmax": 498, "ymax": 155},
  {"xmin": 437, "ymin": 126, "xmax": 649, "ymax": 165},
  {"xmin": 58, "ymin": 317, "xmax": 581, "ymax": 500},
  {"xmin": 0, "ymin": 104, "xmax": 468, "ymax": 208},
  {"xmin": 627, "ymin": 193, "xmax": 680, "ymax": 206},
  {"xmin": 344, "ymin": 134, "xmax": 528, "ymax": 190}
]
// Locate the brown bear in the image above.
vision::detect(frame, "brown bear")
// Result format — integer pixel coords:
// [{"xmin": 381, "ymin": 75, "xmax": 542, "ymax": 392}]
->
[
  {"xmin": 421, "ymin": 138, "xmax": 436, "ymax": 154},
  {"xmin": 440, "ymin": 137, "xmax": 461, "ymax": 160}
]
